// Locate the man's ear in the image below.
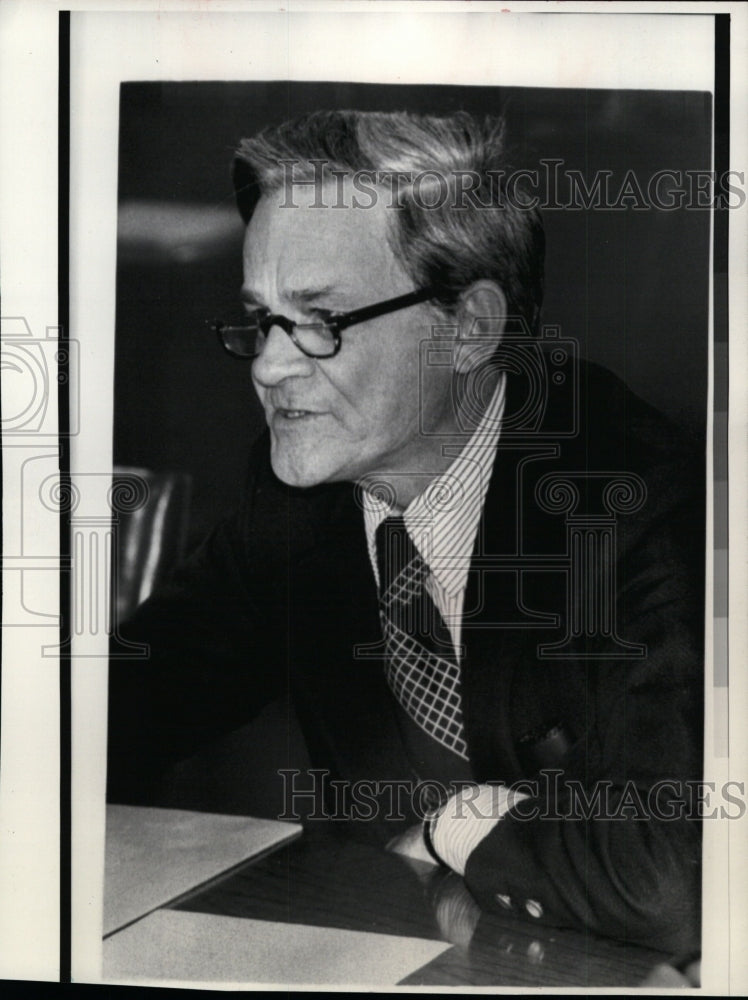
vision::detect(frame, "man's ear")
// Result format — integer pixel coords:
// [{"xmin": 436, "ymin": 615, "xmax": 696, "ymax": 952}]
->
[{"xmin": 453, "ymin": 281, "xmax": 508, "ymax": 374}]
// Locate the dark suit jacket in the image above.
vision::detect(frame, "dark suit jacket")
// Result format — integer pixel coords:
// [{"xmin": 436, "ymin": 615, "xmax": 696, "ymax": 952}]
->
[{"xmin": 108, "ymin": 357, "xmax": 705, "ymax": 955}]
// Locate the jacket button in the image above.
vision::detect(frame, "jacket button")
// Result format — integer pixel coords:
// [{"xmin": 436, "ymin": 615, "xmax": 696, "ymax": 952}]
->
[
  {"xmin": 525, "ymin": 899, "xmax": 543, "ymax": 918},
  {"xmin": 495, "ymin": 893, "xmax": 512, "ymax": 909}
]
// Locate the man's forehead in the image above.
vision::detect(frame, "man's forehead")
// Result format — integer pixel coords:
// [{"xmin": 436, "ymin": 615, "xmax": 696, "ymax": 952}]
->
[
  {"xmin": 249, "ymin": 178, "xmax": 389, "ymax": 238},
  {"xmin": 242, "ymin": 180, "xmax": 403, "ymax": 296}
]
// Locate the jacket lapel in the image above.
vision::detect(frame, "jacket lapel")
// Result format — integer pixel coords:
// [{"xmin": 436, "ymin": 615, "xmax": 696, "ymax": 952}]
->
[
  {"xmin": 459, "ymin": 435, "xmax": 526, "ymax": 783},
  {"xmin": 459, "ymin": 367, "xmax": 571, "ymax": 782}
]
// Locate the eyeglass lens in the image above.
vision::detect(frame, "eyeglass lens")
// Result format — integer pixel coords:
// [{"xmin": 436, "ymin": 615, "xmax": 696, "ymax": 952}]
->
[{"xmin": 218, "ymin": 314, "xmax": 338, "ymax": 359}]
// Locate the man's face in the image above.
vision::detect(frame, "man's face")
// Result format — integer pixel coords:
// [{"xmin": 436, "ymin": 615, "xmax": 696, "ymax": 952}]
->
[{"xmin": 244, "ymin": 180, "xmax": 459, "ymax": 495}]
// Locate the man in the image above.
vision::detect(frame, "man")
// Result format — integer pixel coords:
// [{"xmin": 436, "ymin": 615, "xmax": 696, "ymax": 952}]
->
[{"xmin": 108, "ymin": 109, "xmax": 704, "ymax": 955}]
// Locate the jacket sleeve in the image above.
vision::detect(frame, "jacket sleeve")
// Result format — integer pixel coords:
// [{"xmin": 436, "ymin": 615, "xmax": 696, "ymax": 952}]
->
[
  {"xmin": 463, "ymin": 474, "xmax": 705, "ymax": 956},
  {"xmin": 107, "ymin": 440, "xmax": 284, "ymax": 803}
]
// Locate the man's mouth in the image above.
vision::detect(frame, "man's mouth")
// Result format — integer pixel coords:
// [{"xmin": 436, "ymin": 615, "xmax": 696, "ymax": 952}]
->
[{"xmin": 273, "ymin": 407, "xmax": 320, "ymax": 420}]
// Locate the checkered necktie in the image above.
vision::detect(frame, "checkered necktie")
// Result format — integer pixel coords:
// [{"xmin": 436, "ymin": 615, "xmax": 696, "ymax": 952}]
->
[{"xmin": 375, "ymin": 517, "xmax": 468, "ymax": 760}]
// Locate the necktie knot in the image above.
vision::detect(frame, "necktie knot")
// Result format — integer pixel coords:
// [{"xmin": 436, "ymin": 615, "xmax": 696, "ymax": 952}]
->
[{"xmin": 375, "ymin": 516, "xmax": 426, "ymax": 605}]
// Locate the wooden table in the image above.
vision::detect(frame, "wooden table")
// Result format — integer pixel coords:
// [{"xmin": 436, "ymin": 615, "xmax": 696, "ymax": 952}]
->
[{"xmin": 103, "ymin": 808, "xmax": 672, "ymax": 987}]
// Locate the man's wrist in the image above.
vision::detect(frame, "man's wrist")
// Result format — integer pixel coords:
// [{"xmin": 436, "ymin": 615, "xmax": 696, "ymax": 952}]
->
[
  {"xmin": 429, "ymin": 783, "xmax": 529, "ymax": 876},
  {"xmin": 422, "ymin": 799, "xmax": 449, "ymax": 865}
]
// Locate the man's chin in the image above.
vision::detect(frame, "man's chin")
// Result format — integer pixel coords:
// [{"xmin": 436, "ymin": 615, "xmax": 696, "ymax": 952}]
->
[{"xmin": 270, "ymin": 451, "xmax": 337, "ymax": 490}]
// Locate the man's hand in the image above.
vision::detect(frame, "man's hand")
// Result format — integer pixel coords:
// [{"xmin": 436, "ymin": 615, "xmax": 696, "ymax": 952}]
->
[
  {"xmin": 386, "ymin": 822, "xmax": 439, "ymax": 866},
  {"xmin": 387, "ymin": 829, "xmax": 481, "ymax": 946},
  {"xmin": 640, "ymin": 958, "xmax": 701, "ymax": 988}
]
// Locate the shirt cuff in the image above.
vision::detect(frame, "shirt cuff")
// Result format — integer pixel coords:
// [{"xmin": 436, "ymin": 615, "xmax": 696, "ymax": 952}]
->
[{"xmin": 430, "ymin": 783, "xmax": 529, "ymax": 876}]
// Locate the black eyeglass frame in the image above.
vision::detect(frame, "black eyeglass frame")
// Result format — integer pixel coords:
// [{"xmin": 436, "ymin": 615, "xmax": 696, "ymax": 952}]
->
[{"xmin": 212, "ymin": 286, "xmax": 437, "ymax": 360}]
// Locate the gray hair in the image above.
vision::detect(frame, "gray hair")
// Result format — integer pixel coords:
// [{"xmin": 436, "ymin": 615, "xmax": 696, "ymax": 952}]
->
[{"xmin": 233, "ymin": 109, "xmax": 544, "ymax": 332}]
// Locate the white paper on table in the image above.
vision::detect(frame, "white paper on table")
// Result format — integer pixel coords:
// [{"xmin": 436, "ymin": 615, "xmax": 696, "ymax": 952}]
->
[
  {"xmin": 104, "ymin": 805, "xmax": 301, "ymax": 936},
  {"xmin": 103, "ymin": 909, "xmax": 451, "ymax": 986}
]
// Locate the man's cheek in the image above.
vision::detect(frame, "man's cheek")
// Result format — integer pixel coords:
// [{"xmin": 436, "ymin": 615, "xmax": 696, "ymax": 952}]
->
[{"xmin": 251, "ymin": 377, "xmax": 267, "ymax": 410}]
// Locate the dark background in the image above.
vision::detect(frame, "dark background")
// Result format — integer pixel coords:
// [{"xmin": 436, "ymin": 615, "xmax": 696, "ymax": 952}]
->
[{"xmin": 114, "ymin": 81, "xmax": 711, "ymax": 551}]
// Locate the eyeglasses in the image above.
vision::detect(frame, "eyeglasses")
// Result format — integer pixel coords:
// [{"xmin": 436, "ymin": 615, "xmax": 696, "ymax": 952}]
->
[{"xmin": 211, "ymin": 286, "xmax": 436, "ymax": 360}]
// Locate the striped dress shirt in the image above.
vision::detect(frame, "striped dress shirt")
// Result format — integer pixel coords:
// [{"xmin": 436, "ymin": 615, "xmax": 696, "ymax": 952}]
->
[
  {"xmin": 362, "ymin": 374, "xmax": 528, "ymax": 874},
  {"xmin": 362, "ymin": 373, "xmax": 506, "ymax": 654}
]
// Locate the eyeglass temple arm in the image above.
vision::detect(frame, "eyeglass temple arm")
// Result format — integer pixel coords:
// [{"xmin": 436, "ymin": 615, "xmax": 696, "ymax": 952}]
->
[{"xmin": 332, "ymin": 287, "xmax": 437, "ymax": 332}]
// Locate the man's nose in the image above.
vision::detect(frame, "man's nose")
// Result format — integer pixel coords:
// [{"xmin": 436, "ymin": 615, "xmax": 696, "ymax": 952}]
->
[{"xmin": 251, "ymin": 322, "xmax": 316, "ymax": 386}]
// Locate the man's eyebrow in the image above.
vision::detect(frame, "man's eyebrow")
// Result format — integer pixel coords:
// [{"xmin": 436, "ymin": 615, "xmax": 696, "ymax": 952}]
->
[{"xmin": 240, "ymin": 285, "xmax": 338, "ymax": 307}]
